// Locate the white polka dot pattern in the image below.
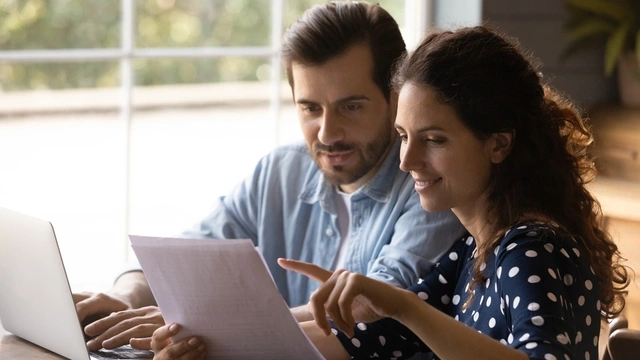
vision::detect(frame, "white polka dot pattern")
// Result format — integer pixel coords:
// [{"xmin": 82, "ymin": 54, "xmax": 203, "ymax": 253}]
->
[{"xmin": 330, "ymin": 224, "xmax": 600, "ymax": 360}]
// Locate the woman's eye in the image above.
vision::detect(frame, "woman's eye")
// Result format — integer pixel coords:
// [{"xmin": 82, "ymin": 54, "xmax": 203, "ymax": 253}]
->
[{"xmin": 425, "ymin": 138, "xmax": 445, "ymax": 144}]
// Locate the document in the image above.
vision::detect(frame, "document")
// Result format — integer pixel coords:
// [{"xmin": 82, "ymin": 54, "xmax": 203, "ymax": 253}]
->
[{"xmin": 129, "ymin": 235, "xmax": 326, "ymax": 360}]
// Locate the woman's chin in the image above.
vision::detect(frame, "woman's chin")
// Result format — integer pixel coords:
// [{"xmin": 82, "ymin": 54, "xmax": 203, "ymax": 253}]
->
[{"xmin": 419, "ymin": 199, "xmax": 448, "ymax": 213}]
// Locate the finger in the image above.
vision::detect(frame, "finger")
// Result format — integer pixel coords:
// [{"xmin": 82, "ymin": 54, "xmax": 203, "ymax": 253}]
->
[
  {"xmin": 307, "ymin": 292, "xmax": 330, "ymax": 336},
  {"xmin": 129, "ymin": 336, "xmax": 152, "ymax": 350},
  {"xmin": 84, "ymin": 310, "xmax": 129, "ymax": 336},
  {"xmin": 164, "ymin": 337, "xmax": 205, "ymax": 360},
  {"xmin": 101, "ymin": 323, "xmax": 162, "ymax": 350},
  {"xmin": 85, "ymin": 307, "xmax": 159, "ymax": 337},
  {"xmin": 308, "ymin": 272, "xmax": 346, "ymax": 335},
  {"xmin": 95, "ymin": 311, "xmax": 162, "ymax": 349},
  {"xmin": 277, "ymin": 258, "xmax": 333, "ymax": 283},
  {"xmin": 151, "ymin": 324, "xmax": 179, "ymax": 353},
  {"xmin": 75, "ymin": 298, "xmax": 101, "ymax": 323},
  {"xmin": 336, "ymin": 274, "xmax": 364, "ymax": 337},
  {"xmin": 85, "ymin": 312, "xmax": 139, "ymax": 350},
  {"xmin": 324, "ymin": 271, "xmax": 354, "ymax": 336}
]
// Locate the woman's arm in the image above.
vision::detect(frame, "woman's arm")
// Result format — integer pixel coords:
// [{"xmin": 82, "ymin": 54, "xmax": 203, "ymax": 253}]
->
[
  {"xmin": 395, "ymin": 290, "xmax": 528, "ymax": 360},
  {"xmin": 300, "ymin": 321, "xmax": 351, "ymax": 360},
  {"xmin": 280, "ymin": 257, "xmax": 529, "ymax": 360}
]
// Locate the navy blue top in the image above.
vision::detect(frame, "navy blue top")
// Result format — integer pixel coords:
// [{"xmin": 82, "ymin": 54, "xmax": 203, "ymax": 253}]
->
[{"xmin": 332, "ymin": 223, "xmax": 601, "ymax": 360}]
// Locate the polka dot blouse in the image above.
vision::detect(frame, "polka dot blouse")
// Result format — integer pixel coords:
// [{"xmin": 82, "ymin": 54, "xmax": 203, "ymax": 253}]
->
[{"xmin": 331, "ymin": 223, "xmax": 601, "ymax": 360}]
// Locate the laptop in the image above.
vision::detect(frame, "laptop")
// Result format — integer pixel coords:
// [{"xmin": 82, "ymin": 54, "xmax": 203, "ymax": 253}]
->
[{"xmin": 0, "ymin": 207, "xmax": 154, "ymax": 359}]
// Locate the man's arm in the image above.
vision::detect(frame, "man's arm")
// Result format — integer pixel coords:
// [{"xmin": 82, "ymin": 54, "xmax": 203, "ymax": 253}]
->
[
  {"xmin": 367, "ymin": 192, "xmax": 466, "ymax": 288},
  {"xmin": 111, "ymin": 271, "xmax": 156, "ymax": 309}
]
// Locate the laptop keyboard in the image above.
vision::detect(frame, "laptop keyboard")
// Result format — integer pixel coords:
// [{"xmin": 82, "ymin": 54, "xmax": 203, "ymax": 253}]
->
[{"xmin": 90, "ymin": 345, "xmax": 154, "ymax": 359}]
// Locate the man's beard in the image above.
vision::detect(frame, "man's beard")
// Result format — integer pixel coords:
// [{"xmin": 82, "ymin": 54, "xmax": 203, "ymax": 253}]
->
[{"xmin": 311, "ymin": 128, "xmax": 393, "ymax": 187}]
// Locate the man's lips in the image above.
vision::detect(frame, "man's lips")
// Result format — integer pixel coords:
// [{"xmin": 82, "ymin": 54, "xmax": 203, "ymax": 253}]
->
[{"xmin": 319, "ymin": 150, "xmax": 354, "ymax": 166}]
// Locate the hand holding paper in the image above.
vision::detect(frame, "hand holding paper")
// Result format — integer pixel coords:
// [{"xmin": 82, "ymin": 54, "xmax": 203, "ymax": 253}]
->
[{"xmin": 129, "ymin": 235, "xmax": 326, "ymax": 360}]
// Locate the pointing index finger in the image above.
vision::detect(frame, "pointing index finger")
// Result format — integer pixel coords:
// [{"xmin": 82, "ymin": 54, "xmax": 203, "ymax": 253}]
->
[{"xmin": 277, "ymin": 258, "xmax": 333, "ymax": 283}]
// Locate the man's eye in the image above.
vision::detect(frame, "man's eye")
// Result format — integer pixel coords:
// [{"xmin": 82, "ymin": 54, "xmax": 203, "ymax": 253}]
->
[{"xmin": 344, "ymin": 104, "xmax": 360, "ymax": 111}]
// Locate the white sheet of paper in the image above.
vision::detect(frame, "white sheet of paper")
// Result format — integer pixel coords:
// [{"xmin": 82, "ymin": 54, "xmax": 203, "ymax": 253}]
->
[{"xmin": 129, "ymin": 235, "xmax": 326, "ymax": 360}]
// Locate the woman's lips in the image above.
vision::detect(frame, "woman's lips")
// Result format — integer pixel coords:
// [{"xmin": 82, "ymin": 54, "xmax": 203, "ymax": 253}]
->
[{"xmin": 414, "ymin": 177, "xmax": 443, "ymax": 191}]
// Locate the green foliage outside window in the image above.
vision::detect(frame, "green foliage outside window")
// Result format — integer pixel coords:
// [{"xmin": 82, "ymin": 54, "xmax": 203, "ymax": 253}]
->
[{"xmin": 0, "ymin": 0, "xmax": 404, "ymax": 91}]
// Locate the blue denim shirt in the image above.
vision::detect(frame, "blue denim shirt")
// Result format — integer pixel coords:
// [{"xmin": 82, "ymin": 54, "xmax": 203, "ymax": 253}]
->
[{"xmin": 181, "ymin": 139, "xmax": 465, "ymax": 307}]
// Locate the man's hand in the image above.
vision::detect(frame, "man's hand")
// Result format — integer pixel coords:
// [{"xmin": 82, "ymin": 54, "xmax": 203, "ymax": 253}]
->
[
  {"xmin": 83, "ymin": 306, "xmax": 164, "ymax": 351},
  {"xmin": 74, "ymin": 291, "xmax": 131, "ymax": 325},
  {"xmin": 73, "ymin": 271, "xmax": 158, "ymax": 350},
  {"xmin": 151, "ymin": 323, "xmax": 206, "ymax": 360}
]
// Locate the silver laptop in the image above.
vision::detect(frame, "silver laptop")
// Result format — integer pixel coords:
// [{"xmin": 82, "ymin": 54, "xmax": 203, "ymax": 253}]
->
[{"xmin": 0, "ymin": 207, "xmax": 154, "ymax": 359}]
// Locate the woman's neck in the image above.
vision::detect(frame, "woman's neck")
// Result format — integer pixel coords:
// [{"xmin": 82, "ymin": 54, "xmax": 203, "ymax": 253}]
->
[
  {"xmin": 461, "ymin": 217, "xmax": 494, "ymax": 247},
  {"xmin": 452, "ymin": 196, "xmax": 494, "ymax": 247}
]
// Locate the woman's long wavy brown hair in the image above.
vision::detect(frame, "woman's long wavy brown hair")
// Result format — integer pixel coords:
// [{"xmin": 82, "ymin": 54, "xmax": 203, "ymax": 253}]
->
[{"xmin": 392, "ymin": 25, "xmax": 630, "ymax": 319}]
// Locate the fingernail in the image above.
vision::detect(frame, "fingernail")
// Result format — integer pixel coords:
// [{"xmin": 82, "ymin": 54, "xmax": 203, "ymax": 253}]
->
[
  {"xmin": 169, "ymin": 324, "xmax": 178, "ymax": 333},
  {"xmin": 197, "ymin": 343, "xmax": 206, "ymax": 352},
  {"xmin": 188, "ymin": 337, "xmax": 199, "ymax": 346}
]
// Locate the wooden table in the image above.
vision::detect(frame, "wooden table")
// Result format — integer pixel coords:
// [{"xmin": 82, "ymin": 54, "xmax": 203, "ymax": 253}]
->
[{"xmin": 0, "ymin": 320, "xmax": 66, "ymax": 359}]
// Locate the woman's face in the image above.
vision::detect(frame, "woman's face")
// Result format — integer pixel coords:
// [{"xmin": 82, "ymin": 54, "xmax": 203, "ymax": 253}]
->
[{"xmin": 395, "ymin": 83, "xmax": 509, "ymax": 220}]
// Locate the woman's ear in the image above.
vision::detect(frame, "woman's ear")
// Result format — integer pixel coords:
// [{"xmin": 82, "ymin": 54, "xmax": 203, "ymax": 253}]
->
[{"xmin": 488, "ymin": 131, "xmax": 514, "ymax": 164}]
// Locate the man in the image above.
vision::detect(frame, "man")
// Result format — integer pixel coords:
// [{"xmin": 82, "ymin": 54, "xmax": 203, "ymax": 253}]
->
[{"xmin": 74, "ymin": 1, "xmax": 465, "ymax": 352}]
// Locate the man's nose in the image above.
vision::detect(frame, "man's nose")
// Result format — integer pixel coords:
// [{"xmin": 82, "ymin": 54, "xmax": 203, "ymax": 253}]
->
[{"xmin": 317, "ymin": 110, "xmax": 344, "ymax": 145}]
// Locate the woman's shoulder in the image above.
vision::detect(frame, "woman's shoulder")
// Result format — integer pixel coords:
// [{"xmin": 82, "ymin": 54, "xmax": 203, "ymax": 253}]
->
[
  {"xmin": 495, "ymin": 222, "xmax": 590, "ymax": 271},
  {"xmin": 499, "ymin": 221, "xmax": 567, "ymax": 246}
]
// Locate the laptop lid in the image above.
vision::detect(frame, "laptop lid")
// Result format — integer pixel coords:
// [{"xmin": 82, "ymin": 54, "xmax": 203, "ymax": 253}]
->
[{"xmin": 0, "ymin": 207, "xmax": 94, "ymax": 360}]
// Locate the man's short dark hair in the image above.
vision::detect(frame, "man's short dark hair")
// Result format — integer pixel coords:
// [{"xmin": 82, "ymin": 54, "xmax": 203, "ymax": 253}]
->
[{"xmin": 281, "ymin": 1, "xmax": 406, "ymax": 101}]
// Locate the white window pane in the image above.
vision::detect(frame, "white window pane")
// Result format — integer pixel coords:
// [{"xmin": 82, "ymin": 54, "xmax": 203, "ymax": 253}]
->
[{"xmin": 0, "ymin": 79, "xmax": 126, "ymax": 290}]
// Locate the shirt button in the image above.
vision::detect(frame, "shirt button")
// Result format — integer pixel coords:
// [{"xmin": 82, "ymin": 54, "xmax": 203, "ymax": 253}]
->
[{"xmin": 325, "ymin": 228, "xmax": 334, "ymax": 236}]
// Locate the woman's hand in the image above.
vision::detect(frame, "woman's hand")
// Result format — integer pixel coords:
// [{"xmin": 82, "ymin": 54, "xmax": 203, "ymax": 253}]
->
[
  {"xmin": 278, "ymin": 258, "xmax": 411, "ymax": 337},
  {"xmin": 150, "ymin": 323, "xmax": 206, "ymax": 360}
]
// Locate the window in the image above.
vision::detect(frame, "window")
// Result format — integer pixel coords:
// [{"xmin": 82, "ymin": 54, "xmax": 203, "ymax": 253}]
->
[{"xmin": 0, "ymin": 0, "xmax": 424, "ymax": 291}]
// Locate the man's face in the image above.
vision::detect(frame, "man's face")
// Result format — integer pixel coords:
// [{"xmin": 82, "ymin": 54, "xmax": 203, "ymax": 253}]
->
[{"xmin": 292, "ymin": 44, "xmax": 396, "ymax": 193}]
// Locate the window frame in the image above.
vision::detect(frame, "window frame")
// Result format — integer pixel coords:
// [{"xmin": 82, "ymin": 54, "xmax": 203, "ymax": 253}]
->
[{"xmin": 0, "ymin": 0, "xmax": 428, "ymax": 263}]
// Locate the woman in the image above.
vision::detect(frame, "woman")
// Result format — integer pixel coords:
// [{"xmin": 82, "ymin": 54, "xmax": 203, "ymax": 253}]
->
[
  {"xmin": 150, "ymin": 26, "xmax": 630, "ymax": 360},
  {"xmin": 279, "ymin": 25, "xmax": 630, "ymax": 360}
]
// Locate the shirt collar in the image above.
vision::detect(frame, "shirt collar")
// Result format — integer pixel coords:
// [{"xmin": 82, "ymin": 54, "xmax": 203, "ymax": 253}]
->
[{"xmin": 299, "ymin": 138, "xmax": 402, "ymax": 206}]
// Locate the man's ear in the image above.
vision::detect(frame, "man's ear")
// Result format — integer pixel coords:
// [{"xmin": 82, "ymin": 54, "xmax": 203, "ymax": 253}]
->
[{"xmin": 488, "ymin": 131, "xmax": 514, "ymax": 164}]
